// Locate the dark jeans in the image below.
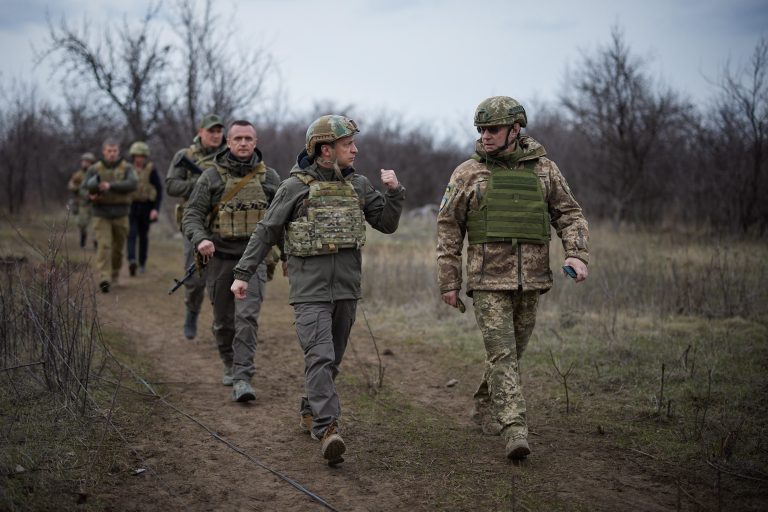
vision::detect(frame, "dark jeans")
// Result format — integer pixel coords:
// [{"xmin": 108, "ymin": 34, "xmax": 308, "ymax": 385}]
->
[{"xmin": 127, "ymin": 202, "xmax": 154, "ymax": 265}]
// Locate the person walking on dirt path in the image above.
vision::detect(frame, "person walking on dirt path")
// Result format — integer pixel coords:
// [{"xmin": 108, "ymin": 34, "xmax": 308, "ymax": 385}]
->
[
  {"xmin": 126, "ymin": 141, "xmax": 163, "ymax": 276},
  {"xmin": 167, "ymin": 114, "xmax": 228, "ymax": 340},
  {"xmin": 436, "ymin": 96, "xmax": 590, "ymax": 460},
  {"xmin": 183, "ymin": 120, "xmax": 281, "ymax": 403},
  {"xmin": 82, "ymin": 139, "xmax": 138, "ymax": 294},
  {"xmin": 68, "ymin": 151, "xmax": 96, "ymax": 249},
  {"xmin": 230, "ymin": 115, "xmax": 405, "ymax": 465}
]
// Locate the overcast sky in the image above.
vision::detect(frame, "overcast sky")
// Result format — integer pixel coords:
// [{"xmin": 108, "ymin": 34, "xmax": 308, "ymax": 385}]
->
[{"xmin": 1, "ymin": 0, "xmax": 765, "ymax": 140}]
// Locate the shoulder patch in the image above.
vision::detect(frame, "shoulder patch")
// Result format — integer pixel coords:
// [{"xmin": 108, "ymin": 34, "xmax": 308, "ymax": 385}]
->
[{"xmin": 439, "ymin": 184, "xmax": 455, "ymax": 212}]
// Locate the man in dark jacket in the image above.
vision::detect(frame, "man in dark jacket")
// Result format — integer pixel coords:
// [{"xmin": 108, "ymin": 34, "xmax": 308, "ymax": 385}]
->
[
  {"xmin": 183, "ymin": 120, "xmax": 280, "ymax": 403},
  {"xmin": 231, "ymin": 115, "xmax": 405, "ymax": 465}
]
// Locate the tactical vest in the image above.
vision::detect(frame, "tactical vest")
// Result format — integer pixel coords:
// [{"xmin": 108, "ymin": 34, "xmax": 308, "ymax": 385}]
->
[
  {"xmin": 92, "ymin": 161, "xmax": 132, "ymax": 205},
  {"xmin": 210, "ymin": 162, "xmax": 268, "ymax": 240},
  {"xmin": 132, "ymin": 162, "xmax": 157, "ymax": 203},
  {"xmin": 466, "ymin": 159, "xmax": 551, "ymax": 245},
  {"xmin": 284, "ymin": 173, "xmax": 366, "ymax": 257}
]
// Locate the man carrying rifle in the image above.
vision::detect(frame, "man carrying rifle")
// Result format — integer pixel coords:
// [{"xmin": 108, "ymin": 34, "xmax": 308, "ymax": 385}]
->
[
  {"xmin": 183, "ymin": 120, "xmax": 280, "ymax": 402},
  {"xmin": 166, "ymin": 114, "xmax": 227, "ymax": 340}
]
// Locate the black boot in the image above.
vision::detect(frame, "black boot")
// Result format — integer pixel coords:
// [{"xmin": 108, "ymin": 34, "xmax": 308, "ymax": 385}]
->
[
  {"xmin": 80, "ymin": 232, "xmax": 87, "ymax": 248},
  {"xmin": 183, "ymin": 309, "xmax": 198, "ymax": 340}
]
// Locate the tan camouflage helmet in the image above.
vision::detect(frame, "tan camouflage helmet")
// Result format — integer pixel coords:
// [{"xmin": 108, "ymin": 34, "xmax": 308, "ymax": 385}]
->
[
  {"xmin": 80, "ymin": 152, "xmax": 96, "ymax": 162},
  {"xmin": 305, "ymin": 115, "xmax": 359, "ymax": 156},
  {"xmin": 128, "ymin": 141, "xmax": 150, "ymax": 157},
  {"xmin": 474, "ymin": 96, "xmax": 527, "ymax": 128}
]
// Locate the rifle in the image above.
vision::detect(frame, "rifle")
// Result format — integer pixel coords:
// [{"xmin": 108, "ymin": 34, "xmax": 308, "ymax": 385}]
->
[
  {"xmin": 175, "ymin": 154, "xmax": 205, "ymax": 176},
  {"xmin": 168, "ymin": 253, "xmax": 207, "ymax": 295}
]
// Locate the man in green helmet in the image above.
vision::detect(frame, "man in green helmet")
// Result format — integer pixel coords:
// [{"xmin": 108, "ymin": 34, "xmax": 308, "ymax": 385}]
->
[
  {"xmin": 230, "ymin": 114, "xmax": 405, "ymax": 465},
  {"xmin": 68, "ymin": 152, "xmax": 96, "ymax": 248},
  {"xmin": 436, "ymin": 96, "xmax": 590, "ymax": 460},
  {"xmin": 183, "ymin": 120, "xmax": 281, "ymax": 403},
  {"xmin": 127, "ymin": 141, "xmax": 163, "ymax": 276},
  {"xmin": 167, "ymin": 114, "xmax": 227, "ymax": 340}
]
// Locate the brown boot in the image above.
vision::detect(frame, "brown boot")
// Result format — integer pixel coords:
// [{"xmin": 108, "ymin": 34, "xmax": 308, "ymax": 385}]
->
[
  {"xmin": 300, "ymin": 414, "xmax": 313, "ymax": 435},
  {"xmin": 320, "ymin": 423, "xmax": 346, "ymax": 465},
  {"xmin": 506, "ymin": 437, "xmax": 531, "ymax": 460}
]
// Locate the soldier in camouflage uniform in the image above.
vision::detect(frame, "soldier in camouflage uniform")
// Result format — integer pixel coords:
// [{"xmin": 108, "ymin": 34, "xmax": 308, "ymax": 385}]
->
[
  {"xmin": 183, "ymin": 120, "xmax": 281, "ymax": 403},
  {"xmin": 436, "ymin": 97, "xmax": 589, "ymax": 460},
  {"xmin": 82, "ymin": 139, "xmax": 138, "ymax": 293},
  {"xmin": 167, "ymin": 114, "xmax": 227, "ymax": 340},
  {"xmin": 231, "ymin": 115, "xmax": 405, "ymax": 465},
  {"xmin": 68, "ymin": 152, "xmax": 95, "ymax": 248},
  {"xmin": 127, "ymin": 141, "xmax": 163, "ymax": 276}
]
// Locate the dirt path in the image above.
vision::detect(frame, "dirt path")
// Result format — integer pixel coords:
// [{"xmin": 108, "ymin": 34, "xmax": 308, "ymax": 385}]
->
[{"xmin": 92, "ymin": 239, "xmax": 707, "ymax": 511}]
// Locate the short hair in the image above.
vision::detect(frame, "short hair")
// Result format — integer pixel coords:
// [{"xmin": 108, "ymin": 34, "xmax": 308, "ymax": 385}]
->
[
  {"xmin": 228, "ymin": 120, "xmax": 255, "ymax": 132},
  {"xmin": 102, "ymin": 138, "xmax": 120, "ymax": 148}
]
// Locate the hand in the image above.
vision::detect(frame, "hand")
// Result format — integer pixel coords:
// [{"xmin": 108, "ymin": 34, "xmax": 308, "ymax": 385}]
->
[
  {"xmin": 88, "ymin": 194, "xmax": 99, "ymax": 201},
  {"xmin": 442, "ymin": 290, "xmax": 458, "ymax": 308},
  {"xmin": 98, "ymin": 181, "xmax": 111, "ymax": 192},
  {"xmin": 197, "ymin": 240, "xmax": 215, "ymax": 259},
  {"xmin": 231, "ymin": 279, "xmax": 249, "ymax": 299},
  {"xmin": 380, "ymin": 169, "xmax": 399, "ymax": 190},
  {"xmin": 564, "ymin": 257, "xmax": 588, "ymax": 283},
  {"xmin": 149, "ymin": 209, "xmax": 158, "ymax": 221}
]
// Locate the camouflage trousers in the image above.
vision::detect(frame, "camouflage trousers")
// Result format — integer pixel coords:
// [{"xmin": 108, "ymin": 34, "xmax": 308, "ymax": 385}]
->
[
  {"xmin": 472, "ymin": 290, "xmax": 540, "ymax": 442},
  {"xmin": 93, "ymin": 216, "xmax": 128, "ymax": 283}
]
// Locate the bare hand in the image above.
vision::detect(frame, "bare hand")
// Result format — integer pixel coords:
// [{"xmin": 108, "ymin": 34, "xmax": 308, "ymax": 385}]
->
[
  {"xmin": 564, "ymin": 257, "xmax": 588, "ymax": 283},
  {"xmin": 231, "ymin": 279, "xmax": 248, "ymax": 299},
  {"xmin": 380, "ymin": 169, "xmax": 399, "ymax": 190},
  {"xmin": 149, "ymin": 209, "xmax": 158, "ymax": 221},
  {"xmin": 197, "ymin": 240, "xmax": 215, "ymax": 259},
  {"xmin": 98, "ymin": 182, "xmax": 110, "ymax": 192},
  {"xmin": 442, "ymin": 290, "xmax": 458, "ymax": 307}
]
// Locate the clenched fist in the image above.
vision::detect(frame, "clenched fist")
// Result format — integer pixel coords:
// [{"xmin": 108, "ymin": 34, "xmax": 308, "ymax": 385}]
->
[{"xmin": 380, "ymin": 169, "xmax": 399, "ymax": 190}]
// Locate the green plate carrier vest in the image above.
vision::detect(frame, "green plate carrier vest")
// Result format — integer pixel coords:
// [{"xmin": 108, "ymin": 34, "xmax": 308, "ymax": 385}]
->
[
  {"xmin": 93, "ymin": 161, "xmax": 131, "ymax": 205},
  {"xmin": 284, "ymin": 173, "xmax": 366, "ymax": 257},
  {"xmin": 466, "ymin": 159, "xmax": 551, "ymax": 245},
  {"xmin": 211, "ymin": 162, "xmax": 268, "ymax": 240},
  {"xmin": 132, "ymin": 162, "xmax": 157, "ymax": 202}
]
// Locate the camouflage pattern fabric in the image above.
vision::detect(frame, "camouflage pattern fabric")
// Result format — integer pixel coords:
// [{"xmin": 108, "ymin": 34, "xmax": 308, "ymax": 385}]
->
[
  {"xmin": 131, "ymin": 162, "xmax": 158, "ymax": 202},
  {"xmin": 474, "ymin": 96, "xmax": 527, "ymax": 127},
  {"xmin": 437, "ymin": 135, "xmax": 589, "ymax": 295},
  {"xmin": 210, "ymin": 162, "xmax": 268, "ymax": 240},
  {"xmin": 472, "ymin": 289, "xmax": 539, "ymax": 442}
]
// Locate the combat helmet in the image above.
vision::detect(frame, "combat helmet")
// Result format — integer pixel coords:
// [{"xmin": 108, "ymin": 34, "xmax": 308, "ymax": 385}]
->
[
  {"xmin": 474, "ymin": 96, "xmax": 527, "ymax": 128},
  {"xmin": 128, "ymin": 141, "xmax": 151, "ymax": 157},
  {"xmin": 80, "ymin": 152, "xmax": 96, "ymax": 162},
  {"xmin": 305, "ymin": 115, "xmax": 359, "ymax": 156}
]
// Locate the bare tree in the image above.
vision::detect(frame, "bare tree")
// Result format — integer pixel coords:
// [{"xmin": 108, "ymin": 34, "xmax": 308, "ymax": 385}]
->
[
  {"xmin": 38, "ymin": 3, "xmax": 171, "ymax": 140},
  {"xmin": 561, "ymin": 27, "xmax": 690, "ymax": 227},
  {"xmin": 713, "ymin": 37, "xmax": 768, "ymax": 233}
]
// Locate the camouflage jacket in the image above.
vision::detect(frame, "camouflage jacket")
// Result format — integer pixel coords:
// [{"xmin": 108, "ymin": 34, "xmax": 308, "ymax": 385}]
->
[
  {"xmin": 436, "ymin": 136, "xmax": 589, "ymax": 295},
  {"xmin": 67, "ymin": 168, "xmax": 89, "ymax": 206},
  {"xmin": 183, "ymin": 149, "xmax": 280, "ymax": 258},
  {"xmin": 233, "ymin": 150, "xmax": 406, "ymax": 304},
  {"xmin": 166, "ymin": 136, "xmax": 227, "ymax": 202}
]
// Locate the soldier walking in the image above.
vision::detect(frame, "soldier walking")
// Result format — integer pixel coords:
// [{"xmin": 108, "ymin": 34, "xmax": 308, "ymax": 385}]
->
[
  {"xmin": 127, "ymin": 141, "xmax": 163, "ymax": 275},
  {"xmin": 183, "ymin": 120, "xmax": 280, "ymax": 402},
  {"xmin": 67, "ymin": 152, "xmax": 96, "ymax": 248},
  {"xmin": 167, "ymin": 114, "xmax": 227, "ymax": 339},
  {"xmin": 436, "ymin": 97, "xmax": 590, "ymax": 459},
  {"xmin": 231, "ymin": 115, "xmax": 405, "ymax": 465},
  {"xmin": 82, "ymin": 139, "xmax": 138, "ymax": 293}
]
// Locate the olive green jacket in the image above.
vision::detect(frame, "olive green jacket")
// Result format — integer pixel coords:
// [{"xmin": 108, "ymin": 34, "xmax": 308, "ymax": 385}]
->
[
  {"xmin": 182, "ymin": 149, "xmax": 281, "ymax": 257},
  {"xmin": 233, "ymin": 152, "xmax": 406, "ymax": 304},
  {"xmin": 166, "ymin": 136, "xmax": 227, "ymax": 201}
]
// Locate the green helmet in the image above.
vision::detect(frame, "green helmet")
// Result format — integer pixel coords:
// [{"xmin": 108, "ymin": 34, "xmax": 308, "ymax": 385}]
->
[
  {"xmin": 305, "ymin": 115, "xmax": 359, "ymax": 156},
  {"xmin": 129, "ymin": 141, "xmax": 150, "ymax": 157},
  {"xmin": 80, "ymin": 152, "xmax": 96, "ymax": 162},
  {"xmin": 474, "ymin": 96, "xmax": 527, "ymax": 128}
]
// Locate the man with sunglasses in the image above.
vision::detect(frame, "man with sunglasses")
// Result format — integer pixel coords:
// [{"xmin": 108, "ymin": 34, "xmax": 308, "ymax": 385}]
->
[
  {"xmin": 436, "ymin": 96, "xmax": 590, "ymax": 460},
  {"xmin": 230, "ymin": 115, "xmax": 405, "ymax": 465}
]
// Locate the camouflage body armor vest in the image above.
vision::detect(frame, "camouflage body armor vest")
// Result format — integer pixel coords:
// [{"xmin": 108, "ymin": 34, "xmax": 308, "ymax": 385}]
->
[
  {"xmin": 210, "ymin": 162, "xmax": 268, "ymax": 240},
  {"xmin": 132, "ymin": 162, "xmax": 157, "ymax": 202},
  {"xmin": 284, "ymin": 173, "xmax": 366, "ymax": 257},
  {"xmin": 466, "ymin": 160, "xmax": 551, "ymax": 245},
  {"xmin": 93, "ymin": 161, "xmax": 131, "ymax": 205}
]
